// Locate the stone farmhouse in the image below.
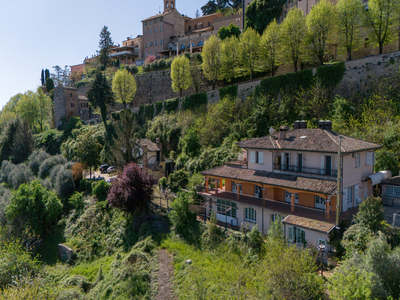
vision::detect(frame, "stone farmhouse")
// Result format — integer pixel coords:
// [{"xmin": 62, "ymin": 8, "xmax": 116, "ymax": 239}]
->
[{"xmin": 195, "ymin": 121, "xmax": 384, "ymax": 249}]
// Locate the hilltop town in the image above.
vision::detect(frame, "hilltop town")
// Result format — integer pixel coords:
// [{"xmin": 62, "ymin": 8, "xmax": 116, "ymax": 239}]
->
[{"xmin": 0, "ymin": 0, "xmax": 400, "ymax": 298}]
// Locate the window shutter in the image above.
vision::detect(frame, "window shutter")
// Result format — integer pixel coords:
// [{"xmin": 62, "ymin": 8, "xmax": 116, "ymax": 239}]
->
[
  {"xmin": 366, "ymin": 152, "xmax": 374, "ymax": 166},
  {"xmin": 250, "ymin": 151, "xmax": 256, "ymax": 163},
  {"xmin": 355, "ymin": 185, "xmax": 359, "ymax": 204},
  {"xmin": 342, "ymin": 188, "xmax": 348, "ymax": 212},
  {"xmin": 295, "ymin": 154, "xmax": 298, "ymax": 171},
  {"xmin": 245, "ymin": 208, "xmax": 248, "ymax": 220},
  {"xmin": 321, "ymin": 155, "xmax": 325, "ymax": 174},
  {"xmin": 281, "ymin": 153, "xmax": 285, "ymax": 170},
  {"xmin": 288, "ymin": 227, "xmax": 294, "ymax": 242},
  {"xmin": 258, "ymin": 151, "xmax": 264, "ymax": 164}
]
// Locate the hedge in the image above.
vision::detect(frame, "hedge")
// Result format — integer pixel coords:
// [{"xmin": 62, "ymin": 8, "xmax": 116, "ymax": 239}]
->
[
  {"xmin": 182, "ymin": 92, "xmax": 208, "ymax": 111},
  {"xmin": 164, "ymin": 98, "xmax": 180, "ymax": 113},
  {"xmin": 155, "ymin": 101, "xmax": 163, "ymax": 116},
  {"xmin": 257, "ymin": 69, "xmax": 314, "ymax": 97},
  {"xmin": 315, "ymin": 62, "xmax": 346, "ymax": 89},
  {"xmin": 219, "ymin": 85, "xmax": 238, "ymax": 99},
  {"xmin": 145, "ymin": 104, "xmax": 154, "ymax": 120},
  {"xmin": 138, "ymin": 105, "xmax": 145, "ymax": 118}
]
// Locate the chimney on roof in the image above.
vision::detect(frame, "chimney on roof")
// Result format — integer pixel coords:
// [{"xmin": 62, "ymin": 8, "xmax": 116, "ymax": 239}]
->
[
  {"xmin": 318, "ymin": 120, "xmax": 332, "ymax": 131},
  {"xmin": 156, "ymin": 137, "xmax": 160, "ymax": 145},
  {"xmin": 279, "ymin": 126, "xmax": 289, "ymax": 140},
  {"xmin": 294, "ymin": 120, "xmax": 308, "ymax": 130}
]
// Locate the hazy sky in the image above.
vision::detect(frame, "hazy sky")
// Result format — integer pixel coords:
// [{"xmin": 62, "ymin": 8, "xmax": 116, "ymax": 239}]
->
[{"xmin": 0, "ymin": 0, "xmax": 201, "ymax": 108}]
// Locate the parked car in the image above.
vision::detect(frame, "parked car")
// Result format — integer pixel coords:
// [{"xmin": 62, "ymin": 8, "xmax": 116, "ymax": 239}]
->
[
  {"xmin": 107, "ymin": 166, "xmax": 116, "ymax": 174},
  {"xmin": 95, "ymin": 176, "xmax": 105, "ymax": 181},
  {"xmin": 100, "ymin": 164, "xmax": 110, "ymax": 173}
]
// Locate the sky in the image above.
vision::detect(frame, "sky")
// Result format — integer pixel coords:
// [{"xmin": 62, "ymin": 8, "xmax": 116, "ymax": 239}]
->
[{"xmin": 0, "ymin": 0, "xmax": 201, "ymax": 108}]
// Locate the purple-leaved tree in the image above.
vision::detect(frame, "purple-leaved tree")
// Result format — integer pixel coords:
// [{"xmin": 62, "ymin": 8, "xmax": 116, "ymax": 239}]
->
[{"xmin": 107, "ymin": 163, "xmax": 157, "ymax": 215}]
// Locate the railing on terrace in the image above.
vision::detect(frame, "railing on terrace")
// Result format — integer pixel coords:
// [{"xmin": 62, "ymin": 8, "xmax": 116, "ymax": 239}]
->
[
  {"xmin": 225, "ymin": 160, "xmax": 247, "ymax": 168},
  {"xmin": 195, "ymin": 187, "xmax": 340, "ymax": 223},
  {"xmin": 273, "ymin": 163, "xmax": 338, "ymax": 177}
]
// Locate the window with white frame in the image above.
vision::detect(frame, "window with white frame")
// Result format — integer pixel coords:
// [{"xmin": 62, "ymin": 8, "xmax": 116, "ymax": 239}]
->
[
  {"xmin": 355, "ymin": 153, "xmax": 361, "ymax": 168},
  {"xmin": 315, "ymin": 195, "xmax": 326, "ymax": 209},
  {"xmin": 386, "ymin": 185, "xmax": 400, "ymax": 197},
  {"xmin": 250, "ymin": 151, "xmax": 263, "ymax": 164},
  {"xmin": 366, "ymin": 152, "xmax": 375, "ymax": 166},
  {"xmin": 270, "ymin": 214, "xmax": 282, "ymax": 224},
  {"xmin": 245, "ymin": 207, "xmax": 257, "ymax": 222},
  {"xmin": 318, "ymin": 239, "xmax": 326, "ymax": 249},
  {"xmin": 347, "ymin": 186, "xmax": 353, "ymax": 204},
  {"xmin": 288, "ymin": 227, "xmax": 306, "ymax": 245},
  {"xmin": 217, "ymin": 199, "xmax": 237, "ymax": 218}
]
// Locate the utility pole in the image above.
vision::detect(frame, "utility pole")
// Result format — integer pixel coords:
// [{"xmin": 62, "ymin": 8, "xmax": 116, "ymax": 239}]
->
[{"xmin": 336, "ymin": 137, "xmax": 342, "ymax": 226}]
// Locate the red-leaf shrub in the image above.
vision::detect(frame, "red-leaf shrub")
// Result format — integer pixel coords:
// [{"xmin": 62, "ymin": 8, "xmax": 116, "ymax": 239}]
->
[{"xmin": 107, "ymin": 163, "xmax": 157, "ymax": 215}]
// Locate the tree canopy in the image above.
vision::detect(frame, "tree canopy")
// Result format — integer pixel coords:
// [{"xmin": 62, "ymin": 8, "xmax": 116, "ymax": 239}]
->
[
  {"xmin": 245, "ymin": 0, "xmax": 286, "ymax": 35},
  {"xmin": 98, "ymin": 26, "xmax": 114, "ymax": 69},
  {"xmin": 202, "ymin": 35, "xmax": 222, "ymax": 89},
  {"xmin": 171, "ymin": 55, "xmax": 192, "ymax": 97},
  {"xmin": 112, "ymin": 68, "xmax": 137, "ymax": 110},
  {"xmin": 218, "ymin": 23, "xmax": 241, "ymax": 40}
]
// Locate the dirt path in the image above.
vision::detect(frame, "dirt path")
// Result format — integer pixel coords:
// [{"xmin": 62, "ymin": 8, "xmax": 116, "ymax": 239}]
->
[{"xmin": 155, "ymin": 249, "xmax": 175, "ymax": 300}]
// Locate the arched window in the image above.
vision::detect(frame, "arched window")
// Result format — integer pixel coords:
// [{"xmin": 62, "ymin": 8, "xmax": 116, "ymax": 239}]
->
[
  {"xmin": 171, "ymin": 1, "xmax": 174, "ymax": 8},
  {"xmin": 180, "ymin": 44, "xmax": 186, "ymax": 50},
  {"xmin": 197, "ymin": 40, "xmax": 204, "ymax": 47},
  {"xmin": 166, "ymin": 1, "xmax": 168, "ymax": 7},
  {"xmin": 188, "ymin": 42, "xmax": 195, "ymax": 48}
]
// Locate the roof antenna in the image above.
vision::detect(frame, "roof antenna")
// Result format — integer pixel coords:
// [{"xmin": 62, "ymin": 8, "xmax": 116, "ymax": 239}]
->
[{"xmin": 159, "ymin": 6, "xmax": 161, "ymax": 14}]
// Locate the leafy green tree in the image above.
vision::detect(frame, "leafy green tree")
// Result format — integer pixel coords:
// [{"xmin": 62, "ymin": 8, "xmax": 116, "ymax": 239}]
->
[
  {"xmin": 218, "ymin": 23, "xmax": 241, "ymax": 40},
  {"xmin": 220, "ymin": 36, "xmax": 239, "ymax": 82},
  {"xmin": 11, "ymin": 120, "xmax": 33, "ymax": 164},
  {"xmin": 328, "ymin": 267, "xmax": 374, "ymax": 300},
  {"xmin": 238, "ymin": 28, "xmax": 262, "ymax": 81},
  {"xmin": 280, "ymin": 7, "xmax": 307, "ymax": 72},
  {"xmin": 0, "ymin": 120, "xmax": 19, "ymax": 163},
  {"xmin": 261, "ymin": 19, "xmax": 281, "ymax": 76},
  {"xmin": 98, "ymin": 26, "xmax": 114, "ymax": 69},
  {"xmin": 305, "ymin": 0, "xmax": 336, "ymax": 65},
  {"xmin": 6, "ymin": 180, "xmax": 63, "ymax": 236},
  {"xmin": 45, "ymin": 78, "xmax": 54, "ymax": 93},
  {"xmin": 201, "ymin": 0, "xmax": 218, "ymax": 15},
  {"xmin": 112, "ymin": 68, "xmax": 137, "ymax": 110},
  {"xmin": 336, "ymin": 0, "xmax": 364, "ymax": 61},
  {"xmin": 87, "ymin": 70, "xmax": 115, "ymax": 135},
  {"xmin": 170, "ymin": 190, "xmax": 198, "ymax": 240},
  {"xmin": 171, "ymin": 55, "xmax": 192, "ymax": 97},
  {"xmin": 202, "ymin": 35, "xmax": 222, "ymax": 89},
  {"xmin": 189, "ymin": 55, "xmax": 203, "ymax": 94},
  {"xmin": 180, "ymin": 127, "xmax": 201, "ymax": 158},
  {"xmin": 74, "ymin": 127, "xmax": 102, "ymax": 178},
  {"xmin": 245, "ymin": 0, "xmax": 286, "ymax": 35},
  {"xmin": 364, "ymin": 0, "xmax": 399, "ymax": 54},
  {"xmin": 168, "ymin": 169, "xmax": 190, "ymax": 192},
  {"xmin": 108, "ymin": 109, "xmax": 139, "ymax": 169}
]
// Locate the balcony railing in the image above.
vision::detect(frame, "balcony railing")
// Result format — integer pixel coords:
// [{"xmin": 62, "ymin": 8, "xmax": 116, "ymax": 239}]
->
[{"xmin": 273, "ymin": 163, "xmax": 337, "ymax": 177}]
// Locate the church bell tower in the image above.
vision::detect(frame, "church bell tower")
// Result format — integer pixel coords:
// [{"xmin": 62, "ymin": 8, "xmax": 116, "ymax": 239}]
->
[{"xmin": 164, "ymin": 0, "xmax": 175, "ymax": 12}]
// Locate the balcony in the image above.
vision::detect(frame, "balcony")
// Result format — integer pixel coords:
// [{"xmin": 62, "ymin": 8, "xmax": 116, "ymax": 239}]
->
[
  {"xmin": 196, "ymin": 186, "xmax": 356, "ymax": 223},
  {"xmin": 273, "ymin": 163, "xmax": 337, "ymax": 177},
  {"xmin": 110, "ymin": 48, "xmax": 139, "ymax": 58}
]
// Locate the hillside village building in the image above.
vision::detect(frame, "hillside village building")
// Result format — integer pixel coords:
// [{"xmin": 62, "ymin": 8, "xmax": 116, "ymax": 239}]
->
[
  {"xmin": 53, "ymin": 86, "xmax": 91, "ymax": 128},
  {"xmin": 195, "ymin": 121, "xmax": 383, "ymax": 249}
]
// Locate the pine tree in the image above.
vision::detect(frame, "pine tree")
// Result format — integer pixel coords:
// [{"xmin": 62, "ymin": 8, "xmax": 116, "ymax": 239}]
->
[
  {"xmin": 45, "ymin": 69, "xmax": 50, "ymax": 82},
  {"xmin": 98, "ymin": 26, "xmax": 114, "ymax": 70}
]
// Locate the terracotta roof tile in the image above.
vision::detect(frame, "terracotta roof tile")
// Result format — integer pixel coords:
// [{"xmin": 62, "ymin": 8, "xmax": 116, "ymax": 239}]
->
[
  {"xmin": 201, "ymin": 166, "xmax": 337, "ymax": 195},
  {"xmin": 282, "ymin": 215, "xmax": 335, "ymax": 234},
  {"xmin": 237, "ymin": 129, "xmax": 381, "ymax": 153}
]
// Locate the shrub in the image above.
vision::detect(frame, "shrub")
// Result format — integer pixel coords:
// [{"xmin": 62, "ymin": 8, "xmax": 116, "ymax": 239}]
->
[
  {"xmin": 145, "ymin": 104, "xmax": 154, "ymax": 120},
  {"xmin": 49, "ymin": 164, "xmax": 63, "ymax": 187},
  {"xmin": 0, "ymin": 161, "xmax": 15, "ymax": 184},
  {"xmin": 182, "ymin": 93, "xmax": 208, "ymax": 111},
  {"xmin": 38, "ymin": 155, "xmax": 67, "ymax": 179},
  {"xmin": 28, "ymin": 150, "xmax": 50, "ymax": 175},
  {"xmin": 138, "ymin": 105, "xmax": 145, "ymax": 119},
  {"xmin": 124, "ymin": 64, "xmax": 139, "ymax": 75},
  {"xmin": 257, "ymin": 69, "xmax": 314, "ymax": 97},
  {"xmin": 92, "ymin": 180, "xmax": 111, "ymax": 202},
  {"xmin": 107, "ymin": 163, "xmax": 157, "ymax": 215},
  {"xmin": 54, "ymin": 166, "xmax": 75, "ymax": 200},
  {"xmin": 72, "ymin": 162, "xmax": 84, "ymax": 184},
  {"xmin": 69, "ymin": 192, "xmax": 85, "ymax": 211},
  {"xmin": 155, "ymin": 101, "xmax": 163, "ymax": 115},
  {"xmin": 0, "ymin": 186, "xmax": 11, "ymax": 222},
  {"xmin": 8, "ymin": 164, "xmax": 34, "ymax": 190},
  {"xmin": 79, "ymin": 178, "xmax": 93, "ymax": 195},
  {"xmin": 159, "ymin": 177, "xmax": 167, "ymax": 191},
  {"xmin": 315, "ymin": 62, "xmax": 346, "ymax": 89},
  {"xmin": 219, "ymin": 85, "xmax": 238, "ymax": 99},
  {"xmin": 167, "ymin": 169, "xmax": 189, "ymax": 193},
  {"xmin": 0, "ymin": 240, "xmax": 40, "ymax": 289},
  {"xmin": 164, "ymin": 98, "xmax": 180, "ymax": 113},
  {"xmin": 6, "ymin": 180, "xmax": 63, "ymax": 236},
  {"xmin": 34, "ymin": 129, "xmax": 63, "ymax": 155}
]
